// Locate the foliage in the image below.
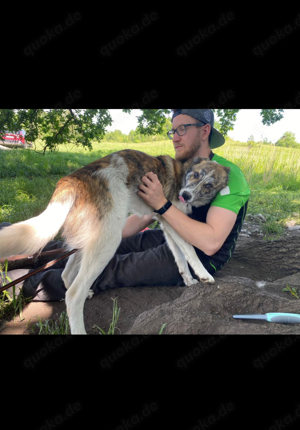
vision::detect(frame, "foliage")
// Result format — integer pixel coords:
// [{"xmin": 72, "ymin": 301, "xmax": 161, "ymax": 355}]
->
[
  {"xmin": 104, "ymin": 117, "xmax": 173, "ymax": 143},
  {"xmin": 124, "ymin": 108, "xmax": 171, "ymax": 135},
  {"xmin": 215, "ymin": 109, "xmax": 240, "ymax": 135},
  {"xmin": 247, "ymin": 134, "xmax": 255, "ymax": 145},
  {"xmin": 275, "ymin": 131, "xmax": 299, "ymax": 148},
  {"xmin": 0, "ymin": 109, "xmax": 112, "ymax": 153},
  {"xmin": 260, "ymin": 109, "xmax": 284, "ymax": 125},
  {"xmin": 0, "ymin": 109, "xmax": 286, "ymax": 152}
]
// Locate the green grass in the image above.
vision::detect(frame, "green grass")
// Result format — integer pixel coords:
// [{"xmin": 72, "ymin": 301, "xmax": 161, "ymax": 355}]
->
[
  {"xmin": 282, "ymin": 285, "xmax": 300, "ymax": 299},
  {"xmin": 93, "ymin": 297, "xmax": 121, "ymax": 335},
  {"xmin": 1, "ymin": 138, "xmax": 299, "ymax": 333},
  {"xmin": 1, "ymin": 138, "xmax": 299, "ymax": 234},
  {"xmin": 0, "ymin": 260, "xmax": 30, "ymax": 321},
  {"xmin": 31, "ymin": 311, "xmax": 70, "ymax": 334},
  {"xmin": 216, "ymin": 140, "xmax": 300, "ymax": 235}
]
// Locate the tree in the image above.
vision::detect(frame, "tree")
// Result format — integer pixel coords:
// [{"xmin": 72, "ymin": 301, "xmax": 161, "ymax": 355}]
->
[
  {"xmin": 0, "ymin": 109, "xmax": 285, "ymax": 153},
  {"xmin": 275, "ymin": 132, "xmax": 299, "ymax": 148},
  {"xmin": 247, "ymin": 134, "xmax": 255, "ymax": 145},
  {"xmin": 0, "ymin": 109, "xmax": 112, "ymax": 153},
  {"xmin": 105, "ymin": 129, "xmax": 128, "ymax": 142}
]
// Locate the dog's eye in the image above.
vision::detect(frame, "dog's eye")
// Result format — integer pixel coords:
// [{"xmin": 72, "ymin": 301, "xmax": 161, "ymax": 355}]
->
[{"xmin": 194, "ymin": 172, "xmax": 200, "ymax": 179}]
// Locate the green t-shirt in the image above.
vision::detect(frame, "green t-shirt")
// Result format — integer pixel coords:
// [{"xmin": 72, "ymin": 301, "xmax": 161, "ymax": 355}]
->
[
  {"xmin": 210, "ymin": 153, "xmax": 250, "ymax": 215},
  {"xmin": 188, "ymin": 152, "xmax": 250, "ymax": 274}
]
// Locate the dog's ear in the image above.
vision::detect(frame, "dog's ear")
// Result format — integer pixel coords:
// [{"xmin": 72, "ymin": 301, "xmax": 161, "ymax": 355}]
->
[
  {"xmin": 193, "ymin": 156, "xmax": 209, "ymax": 165},
  {"xmin": 223, "ymin": 166, "xmax": 230, "ymax": 175},
  {"xmin": 183, "ymin": 156, "xmax": 208, "ymax": 170}
]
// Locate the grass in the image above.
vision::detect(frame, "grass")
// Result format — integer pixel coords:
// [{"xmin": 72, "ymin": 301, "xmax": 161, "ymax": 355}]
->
[
  {"xmin": 30, "ymin": 297, "xmax": 166, "ymax": 335},
  {"xmin": 0, "ymin": 260, "xmax": 30, "ymax": 321},
  {"xmin": 158, "ymin": 323, "xmax": 167, "ymax": 334},
  {"xmin": 32, "ymin": 297, "xmax": 121, "ymax": 335},
  {"xmin": 29, "ymin": 297, "xmax": 120, "ymax": 335},
  {"xmin": 1, "ymin": 137, "xmax": 299, "ymax": 333},
  {"xmin": 31, "ymin": 311, "xmax": 70, "ymax": 335},
  {"xmin": 0, "ymin": 140, "xmax": 174, "ymax": 224},
  {"xmin": 282, "ymin": 285, "xmax": 300, "ymax": 299},
  {"xmin": 216, "ymin": 139, "xmax": 300, "ymax": 236},
  {"xmin": 93, "ymin": 297, "xmax": 121, "ymax": 335},
  {"xmin": 1, "ymin": 138, "xmax": 299, "ymax": 234}
]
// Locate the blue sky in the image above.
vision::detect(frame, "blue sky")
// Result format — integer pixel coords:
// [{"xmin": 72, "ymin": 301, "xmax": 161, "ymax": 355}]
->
[{"xmin": 107, "ymin": 109, "xmax": 300, "ymax": 144}]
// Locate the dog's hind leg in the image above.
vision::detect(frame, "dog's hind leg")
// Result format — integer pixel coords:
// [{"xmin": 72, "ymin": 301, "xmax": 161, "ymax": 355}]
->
[
  {"xmin": 62, "ymin": 247, "xmax": 97, "ymax": 300},
  {"xmin": 65, "ymin": 223, "xmax": 123, "ymax": 334},
  {"xmin": 62, "ymin": 251, "xmax": 81, "ymax": 290}
]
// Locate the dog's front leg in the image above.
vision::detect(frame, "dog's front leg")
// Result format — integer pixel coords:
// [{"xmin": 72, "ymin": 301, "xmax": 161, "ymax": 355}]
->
[
  {"xmin": 161, "ymin": 225, "xmax": 198, "ymax": 286},
  {"xmin": 160, "ymin": 220, "xmax": 215, "ymax": 284}
]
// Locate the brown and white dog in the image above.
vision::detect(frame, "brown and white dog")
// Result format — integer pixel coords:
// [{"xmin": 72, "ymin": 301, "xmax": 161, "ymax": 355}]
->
[{"xmin": 0, "ymin": 149, "xmax": 229, "ymax": 334}]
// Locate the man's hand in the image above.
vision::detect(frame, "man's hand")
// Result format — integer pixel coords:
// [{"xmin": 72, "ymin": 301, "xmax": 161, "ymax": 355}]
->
[
  {"xmin": 138, "ymin": 172, "xmax": 167, "ymax": 211},
  {"xmin": 122, "ymin": 213, "xmax": 156, "ymax": 238}
]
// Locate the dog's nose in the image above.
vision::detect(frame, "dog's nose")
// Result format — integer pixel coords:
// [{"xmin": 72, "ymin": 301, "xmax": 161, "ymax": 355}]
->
[{"xmin": 182, "ymin": 191, "xmax": 191, "ymax": 202}]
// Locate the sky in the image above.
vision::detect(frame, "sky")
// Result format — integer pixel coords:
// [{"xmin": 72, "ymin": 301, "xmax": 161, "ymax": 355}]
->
[{"xmin": 106, "ymin": 109, "xmax": 300, "ymax": 144}]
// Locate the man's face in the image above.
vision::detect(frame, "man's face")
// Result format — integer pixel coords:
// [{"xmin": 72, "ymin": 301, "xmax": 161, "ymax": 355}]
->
[{"xmin": 172, "ymin": 114, "xmax": 208, "ymax": 162}]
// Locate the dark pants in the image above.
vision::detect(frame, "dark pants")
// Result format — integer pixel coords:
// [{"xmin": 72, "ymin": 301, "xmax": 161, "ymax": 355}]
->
[
  {"xmin": 6, "ymin": 228, "xmax": 214, "ymax": 301},
  {"xmin": 16, "ymin": 229, "xmax": 188, "ymax": 301},
  {"xmin": 92, "ymin": 229, "xmax": 187, "ymax": 294}
]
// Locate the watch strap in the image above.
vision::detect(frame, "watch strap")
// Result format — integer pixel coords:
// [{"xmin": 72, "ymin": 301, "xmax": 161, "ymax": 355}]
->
[{"xmin": 154, "ymin": 200, "xmax": 172, "ymax": 215}]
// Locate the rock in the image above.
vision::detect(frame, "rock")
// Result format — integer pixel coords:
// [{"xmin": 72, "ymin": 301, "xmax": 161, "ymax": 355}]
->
[
  {"xmin": 256, "ymin": 214, "xmax": 266, "ymax": 223},
  {"xmin": 125, "ymin": 229, "xmax": 300, "ymax": 335},
  {"xmin": 285, "ymin": 220, "xmax": 300, "ymax": 230},
  {"xmin": 125, "ymin": 275, "xmax": 300, "ymax": 334},
  {"xmin": 286, "ymin": 220, "xmax": 297, "ymax": 228}
]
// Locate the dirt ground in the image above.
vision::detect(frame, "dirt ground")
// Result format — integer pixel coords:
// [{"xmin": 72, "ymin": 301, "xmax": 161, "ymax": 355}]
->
[{"xmin": 1, "ymin": 220, "xmax": 300, "ymax": 335}]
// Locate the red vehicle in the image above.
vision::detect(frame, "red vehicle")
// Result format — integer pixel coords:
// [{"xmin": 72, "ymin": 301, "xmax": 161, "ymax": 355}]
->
[{"xmin": 0, "ymin": 131, "xmax": 31, "ymax": 148}]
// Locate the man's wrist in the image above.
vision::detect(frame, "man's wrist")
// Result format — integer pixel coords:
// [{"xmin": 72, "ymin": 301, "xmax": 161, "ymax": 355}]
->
[{"xmin": 154, "ymin": 200, "xmax": 172, "ymax": 215}]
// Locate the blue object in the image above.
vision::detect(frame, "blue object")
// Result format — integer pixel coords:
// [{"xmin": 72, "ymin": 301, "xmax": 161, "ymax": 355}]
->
[{"xmin": 233, "ymin": 313, "xmax": 300, "ymax": 324}]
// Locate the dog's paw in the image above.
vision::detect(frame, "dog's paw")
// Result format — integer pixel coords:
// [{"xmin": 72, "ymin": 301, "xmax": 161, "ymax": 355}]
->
[
  {"xmin": 183, "ymin": 277, "xmax": 199, "ymax": 286},
  {"xmin": 199, "ymin": 274, "xmax": 215, "ymax": 284},
  {"xmin": 87, "ymin": 289, "xmax": 95, "ymax": 299}
]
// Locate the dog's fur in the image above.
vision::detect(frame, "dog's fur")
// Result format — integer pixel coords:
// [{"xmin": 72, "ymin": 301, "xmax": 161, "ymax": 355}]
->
[{"xmin": 0, "ymin": 149, "xmax": 229, "ymax": 334}]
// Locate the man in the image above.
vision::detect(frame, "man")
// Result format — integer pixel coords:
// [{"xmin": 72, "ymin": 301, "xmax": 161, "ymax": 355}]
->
[
  {"xmin": 118, "ymin": 108, "xmax": 250, "ymax": 278},
  {"xmin": 5, "ymin": 109, "xmax": 250, "ymax": 300}
]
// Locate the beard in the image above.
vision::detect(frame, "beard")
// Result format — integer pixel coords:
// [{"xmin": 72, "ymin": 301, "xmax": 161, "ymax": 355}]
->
[{"xmin": 175, "ymin": 138, "xmax": 201, "ymax": 163}]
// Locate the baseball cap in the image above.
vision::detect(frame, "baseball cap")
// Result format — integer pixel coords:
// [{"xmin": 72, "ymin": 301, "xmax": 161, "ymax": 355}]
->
[{"xmin": 172, "ymin": 109, "xmax": 225, "ymax": 149}]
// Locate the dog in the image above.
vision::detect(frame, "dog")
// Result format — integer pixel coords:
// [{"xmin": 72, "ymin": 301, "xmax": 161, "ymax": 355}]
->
[{"xmin": 0, "ymin": 149, "xmax": 230, "ymax": 334}]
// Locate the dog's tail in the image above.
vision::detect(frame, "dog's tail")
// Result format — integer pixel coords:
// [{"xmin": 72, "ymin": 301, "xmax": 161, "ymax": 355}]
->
[{"xmin": 0, "ymin": 184, "xmax": 75, "ymax": 259}]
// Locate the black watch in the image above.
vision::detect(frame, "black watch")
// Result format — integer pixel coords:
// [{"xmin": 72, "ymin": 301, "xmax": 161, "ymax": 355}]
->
[{"xmin": 154, "ymin": 201, "xmax": 172, "ymax": 215}]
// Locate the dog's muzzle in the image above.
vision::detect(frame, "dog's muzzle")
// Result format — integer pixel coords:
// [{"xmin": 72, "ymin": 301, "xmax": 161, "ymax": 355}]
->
[{"xmin": 179, "ymin": 191, "xmax": 192, "ymax": 203}]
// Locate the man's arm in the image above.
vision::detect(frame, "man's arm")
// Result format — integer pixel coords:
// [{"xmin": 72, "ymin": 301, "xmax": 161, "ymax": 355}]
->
[
  {"xmin": 122, "ymin": 213, "xmax": 155, "ymax": 238},
  {"xmin": 138, "ymin": 172, "xmax": 237, "ymax": 256},
  {"xmin": 161, "ymin": 205, "xmax": 237, "ymax": 256}
]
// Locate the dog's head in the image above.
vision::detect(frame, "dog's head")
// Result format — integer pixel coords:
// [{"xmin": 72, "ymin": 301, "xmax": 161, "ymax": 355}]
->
[{"xmin": 179, "ymin": 157, "xmax": 230, "ymax": 207}]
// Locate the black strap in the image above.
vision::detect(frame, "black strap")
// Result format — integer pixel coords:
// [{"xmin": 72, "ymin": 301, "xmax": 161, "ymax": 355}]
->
[{"xmin": 154, "ymin": 200, "xmax": 173, "ymax": 215}]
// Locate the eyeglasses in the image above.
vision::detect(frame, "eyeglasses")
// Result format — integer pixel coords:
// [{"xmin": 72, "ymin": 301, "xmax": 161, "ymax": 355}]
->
[{"xmin": 167, "ymin": 122, "xmax": 206, "ymax": 140}]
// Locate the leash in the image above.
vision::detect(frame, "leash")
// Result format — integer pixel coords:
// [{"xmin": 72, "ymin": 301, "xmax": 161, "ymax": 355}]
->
[
  {"xmin": 0, "ymin": 248, "xmax": 69, "ymax": 266},
  {"xmin": 0, "ymin": 248, "xmax": 77, "ymax": 293}
]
